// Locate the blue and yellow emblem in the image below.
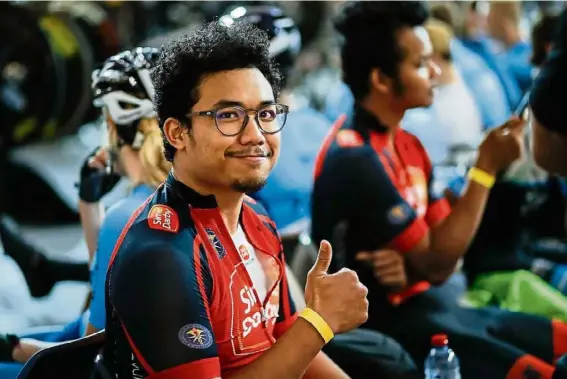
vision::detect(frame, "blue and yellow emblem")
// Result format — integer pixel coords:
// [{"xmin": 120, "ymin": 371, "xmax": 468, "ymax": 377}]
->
[
  {"xmin": 387, "ymin": 203, "xmax": 411, "ymax": 225},
  {"xmin": 205, "ymin": 228, "xmax": 227, "ymax": 259},
  {"xmin": 178, "ymin": 323, "xmax": 213, "ymax": 349}
]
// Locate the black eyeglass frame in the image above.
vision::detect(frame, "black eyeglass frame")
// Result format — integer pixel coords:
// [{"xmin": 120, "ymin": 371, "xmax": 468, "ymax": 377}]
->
[{"xmin": 185, "ymin": 103, "xmax": 290, "ymax": 137}]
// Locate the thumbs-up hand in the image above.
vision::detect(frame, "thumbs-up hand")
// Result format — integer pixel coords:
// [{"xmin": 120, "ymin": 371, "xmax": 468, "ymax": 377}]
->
[{"xmin": 304, "ymin": 240, "xmax": 369, "ymax": 335}]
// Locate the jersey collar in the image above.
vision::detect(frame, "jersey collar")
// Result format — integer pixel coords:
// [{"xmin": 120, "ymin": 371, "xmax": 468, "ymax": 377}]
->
[
  {"xmin": 165, "ymin": 172, "xmax": 218, "ymax": 209},
  {"xmin": 353, "ymin": 104, "xmax": 389, "ymax": 134}
]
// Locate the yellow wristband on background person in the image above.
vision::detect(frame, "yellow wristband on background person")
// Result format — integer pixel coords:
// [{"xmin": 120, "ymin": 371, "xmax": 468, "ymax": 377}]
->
[
  {"xmin": 467, "ymin": 167, "xmax": 496, "ymax": 189},
  {"xmin": 299, "ymin": 308, "xmax": 335, "ymax": 344}
]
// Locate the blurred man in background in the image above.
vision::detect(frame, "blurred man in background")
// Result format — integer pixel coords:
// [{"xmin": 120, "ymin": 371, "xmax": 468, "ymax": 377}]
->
[
  {"xmin": 486, "ymin": 1, "xmax": 534, "ymax": 93},
  {"xmin": 312, "ymin": 2, "xmax": 567, "ymax": 377}
]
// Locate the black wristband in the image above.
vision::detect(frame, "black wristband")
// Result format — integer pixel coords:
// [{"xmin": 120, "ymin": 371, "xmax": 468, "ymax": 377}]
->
[{"xmin": 0, "ymin": 334, "xmax": 20, "ymax": 362}]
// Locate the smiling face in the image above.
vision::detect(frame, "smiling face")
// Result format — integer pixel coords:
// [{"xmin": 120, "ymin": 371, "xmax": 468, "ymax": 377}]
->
[{"xmin": 164, "ymin": 68, "xmax": 281, "ymax": 194}]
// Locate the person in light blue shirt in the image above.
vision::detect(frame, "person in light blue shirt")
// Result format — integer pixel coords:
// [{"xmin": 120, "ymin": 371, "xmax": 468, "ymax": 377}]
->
[
  {"xmin": 460, "ymin": 2, "xmax": 523, "ymax": 110},
  {"xmin": 87, "ymin": 184, "xmax": 154, "ymax": 330},
  {"xmin": 452, "ymin": 39, "xmax": 511, "ymax": 129}
]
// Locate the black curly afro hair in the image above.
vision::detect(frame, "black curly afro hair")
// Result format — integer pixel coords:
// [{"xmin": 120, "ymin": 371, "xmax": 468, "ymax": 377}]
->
[
  {"xmin": 151, "ymin": 21, "xmax": 282, "ymax": 161},
  {"xmin": 335, "ymin": 1, "xmax": 429, "ymax": 101}
]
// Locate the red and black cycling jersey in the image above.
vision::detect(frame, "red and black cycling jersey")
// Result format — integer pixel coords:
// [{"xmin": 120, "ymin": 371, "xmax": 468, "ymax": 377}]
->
[
  {"xmin": 311, "ymin": 107, "xmax": 451, "ymax": 307},
  {"xmin": 103, "ymin": 173, "xmax": 297, "ymax": 379}
]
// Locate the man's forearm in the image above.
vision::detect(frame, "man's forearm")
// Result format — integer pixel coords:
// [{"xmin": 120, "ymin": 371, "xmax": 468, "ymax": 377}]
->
[
  {"xmin": 12, "ymin": 339, "xmax": 59, "ymax": 363},
  {"xmin": 427, "ymin": 178, "xmax": 492, "ymax": 277},
  {"xmin": 227, "ymin": 318, "xmax": 327, "ymax": 379},
  {"xmin": 78, "ymin": 200, "xmax": 105, "ymax": 263}
]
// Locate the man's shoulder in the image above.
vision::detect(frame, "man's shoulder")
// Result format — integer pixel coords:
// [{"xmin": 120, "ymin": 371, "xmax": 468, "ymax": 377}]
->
[
  {"xmin": 114, "ymin": 185, "xmax": 197, "ymax": 259},
  {"xmin": 318, "ymin": 128, "xmax": 378, "ymax": 178},
  {"xmin": 243, "ymin": 195, "xmax": 270, "ymax": 217}
]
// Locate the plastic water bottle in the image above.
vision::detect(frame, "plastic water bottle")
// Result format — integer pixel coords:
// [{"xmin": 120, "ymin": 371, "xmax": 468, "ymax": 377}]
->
[{"xmin": 424, "ymin": 334, "xmax": 461, "ymax": 379}]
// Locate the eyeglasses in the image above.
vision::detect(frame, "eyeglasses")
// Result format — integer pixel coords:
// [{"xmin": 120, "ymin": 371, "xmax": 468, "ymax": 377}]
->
[{"xmin": 186, "ymin": 103, "xmax": 289, "ymax": 137}]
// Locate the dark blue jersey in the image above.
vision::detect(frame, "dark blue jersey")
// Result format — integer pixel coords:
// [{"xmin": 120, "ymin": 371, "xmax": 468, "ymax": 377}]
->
[{"xmin": 104, "ymin": 173, "xmax": 297, "ymax": 379}]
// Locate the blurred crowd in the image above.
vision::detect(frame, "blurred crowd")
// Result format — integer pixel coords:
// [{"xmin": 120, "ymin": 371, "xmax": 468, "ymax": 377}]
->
[{"xmin": 2, "ymin": 1, "xmax": 567, "ymax": 379}]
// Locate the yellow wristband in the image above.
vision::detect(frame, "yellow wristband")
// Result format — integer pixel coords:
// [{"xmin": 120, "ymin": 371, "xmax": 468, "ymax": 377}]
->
[
  {"xmin": 299, "ymin": 308, "xmax": 335, "ymax": 344},
  {"xmin": 467, "ymin": 167, "xmax": 496, "ymax": 189}
]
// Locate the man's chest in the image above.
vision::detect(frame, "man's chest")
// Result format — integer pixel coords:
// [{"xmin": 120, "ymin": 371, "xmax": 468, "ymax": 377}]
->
[
  {"xmin": 369, "ymin": 132, "xmax": 431, "ymax": 217},
  {"xmin": 195, "ymin": 222, "xmax": 284, "ymax": 367}
]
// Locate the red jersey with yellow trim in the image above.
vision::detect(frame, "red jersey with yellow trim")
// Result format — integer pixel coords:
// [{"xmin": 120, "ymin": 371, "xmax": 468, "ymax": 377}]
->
[
  {"xmin": 103, "ymin": 173, "xmax": 297, "ymax": 379},
  {"xmin": 311, "ymin": 107, "xmax": 451, "ymax": 310}
]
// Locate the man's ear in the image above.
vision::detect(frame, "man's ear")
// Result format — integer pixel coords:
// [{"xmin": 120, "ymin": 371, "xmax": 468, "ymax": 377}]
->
[
  {"xmin": 369, "ymin": 68, "xmax": 390, "ymax": 95},
  {"xmin": 163, "ymin": 118, "xmax": 187, "ymax": 151}
]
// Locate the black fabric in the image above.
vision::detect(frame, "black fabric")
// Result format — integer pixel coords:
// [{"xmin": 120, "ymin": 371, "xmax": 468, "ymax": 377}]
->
[
  {"xmin": 109, "ymin": 239, "xmax": 217, "ymax": 375},
  {"xmin": 324, "ymin": 329, "xmax": 421, "ymax": 379},
  {"xmin": 554, "ymin": 355, "xmax": 567, "ymax": 379},
  {"xmin": 77, "ymin": 147, "xmax": 121, "ymax": 204},
  {"xmin": 0, "ymin": 214, "xmax": 89, "ymax": 298},
  {"xmin": 530, "ymin": 9, "xmax": 567, "ymax": 135},
  {"xmin": 364, "ymin": 280, "xmax": 556, "ymax": 378},
  {"xmin": 0, "ymin": 334, "xmax": 19, "ymax": 362}
]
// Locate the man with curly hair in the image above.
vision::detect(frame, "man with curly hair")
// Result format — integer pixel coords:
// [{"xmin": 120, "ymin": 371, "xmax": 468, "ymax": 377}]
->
[
  {"xmin": 311, "ymin": 2, "xmax": 567, "ymax": 378},
  {"xmin": 103, "ymin": 21, "xmax": 370, "ymax": 379}
]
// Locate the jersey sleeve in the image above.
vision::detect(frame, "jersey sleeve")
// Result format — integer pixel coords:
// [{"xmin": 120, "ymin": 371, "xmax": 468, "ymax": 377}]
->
[
  {"xmin": 322, "ymin": 149, "xmax": 429, "ymax": 254},
  {"xmin": 109, "ymin": 238, "xmax": 220, "ymax": 379}
]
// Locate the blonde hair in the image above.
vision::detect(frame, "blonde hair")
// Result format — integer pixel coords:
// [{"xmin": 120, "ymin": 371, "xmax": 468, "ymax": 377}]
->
[
  {"xmin": 425, "ymin": 18, "xmax": 454, "ymax": 57},
  {"xmin": 136, "ymin": 118, "xmax": 171, "ymax": 188}
]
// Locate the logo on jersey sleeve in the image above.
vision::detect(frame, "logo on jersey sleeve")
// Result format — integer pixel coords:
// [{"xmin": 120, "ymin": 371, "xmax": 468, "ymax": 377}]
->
[
  {"xmin": 387, "ymin": 203, "xmax": 411, "ymax": 225},
  {"xmin": 404, "ymin": 166, "xmax": 428, "ymax": 217},
  {"xmin": 205, "ymin": 228, "xmax": 227, "ymax": 259},
  {"xmin": 178, "ymin": 324, "xmax": 213, "ymax": 349},
  {"xmin": 148, "ymin": 205, "xmax": 179, "ymax": 233}
]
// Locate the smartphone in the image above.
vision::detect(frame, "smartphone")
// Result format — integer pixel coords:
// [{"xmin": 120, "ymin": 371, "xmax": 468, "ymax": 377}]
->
[{"xmin": 514, "ymin": 91, "xmax": 531, "ymax": 120}]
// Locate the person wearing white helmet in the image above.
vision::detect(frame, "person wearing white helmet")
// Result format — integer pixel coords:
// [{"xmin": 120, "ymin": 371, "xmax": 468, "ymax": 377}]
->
[{"xmin": 0, "ymin": 46, "xmax": 170, "ymax": 378}]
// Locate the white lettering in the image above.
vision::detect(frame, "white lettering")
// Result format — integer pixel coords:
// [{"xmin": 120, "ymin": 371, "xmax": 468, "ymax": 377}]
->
[
  {"xmin": 152, "ymin": 208, "xmax": 172, "ymax": 230},
  {"xmin": 241, "ymin": 301, "xmax": 280, "ymax": 337},
  {"xmin": 242, "ymin": 311, "xmax": 263, "ymax": 337},
  {"xmin": 240, "ymin": 286, "xmax": 256, "ymax": 314},
  {"xmin": 163, "ymin": 209, "xmax": 172, "ymax": 229},
  {"xmin": 131, "ymin": 353, "xmax": 144, "ymax": 379}
]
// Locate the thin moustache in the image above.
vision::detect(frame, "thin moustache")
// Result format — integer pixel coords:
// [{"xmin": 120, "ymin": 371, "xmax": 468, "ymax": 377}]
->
[{"xmin": 225, "ymin": 151, "xmax": 271, "ymax": 158}]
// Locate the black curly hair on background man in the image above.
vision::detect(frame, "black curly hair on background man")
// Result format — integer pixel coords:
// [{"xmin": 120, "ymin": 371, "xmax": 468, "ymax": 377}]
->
[
  {"xmin": 335, "ymin": 1, "xmax": 429, "ymax": 101},
  {"xmin": 151, "ymin": 21, "xmax": 282, "ymax": 161}
]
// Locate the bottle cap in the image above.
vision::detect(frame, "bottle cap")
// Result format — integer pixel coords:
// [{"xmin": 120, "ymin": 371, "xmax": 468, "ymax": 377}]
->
[{"xmin": 431, "ymin": 334, "xmax": 449, "ymax": 347}]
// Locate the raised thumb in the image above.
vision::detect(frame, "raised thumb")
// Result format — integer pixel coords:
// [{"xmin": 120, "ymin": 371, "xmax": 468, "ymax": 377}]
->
[{"xmin": 310, "ymin": 240, "xmax": 333, "ymax": 275}]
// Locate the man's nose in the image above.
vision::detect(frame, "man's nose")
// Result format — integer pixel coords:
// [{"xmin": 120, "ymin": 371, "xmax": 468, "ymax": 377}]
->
[
  {"xmin": 239, "ymin": 116, "xmax": 266, "ymax": 145},
  {"xmin": 429, "ymin": 60, "xmax": 442, "ymax": 79}
]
